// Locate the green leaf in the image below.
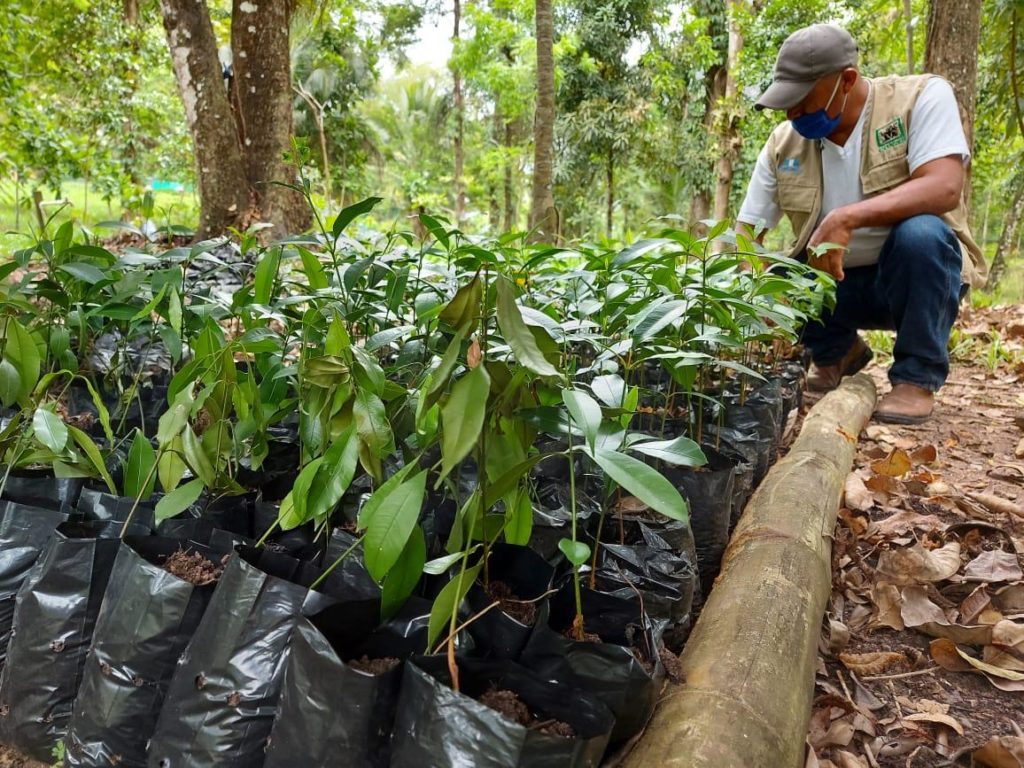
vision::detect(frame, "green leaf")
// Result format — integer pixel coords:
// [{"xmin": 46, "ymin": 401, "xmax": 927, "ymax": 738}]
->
[
  {"xmin": 365, "ymin": 326, "xmax": 415, "ymax": 352},
  {"xmin": 424, "ymin": 329, "xmax": 465, "ymax": 409},
  {"xmin": 157, "ymin": 385, "xmax": 194, "ymax": 444},
  {"xmin": 495, "ymin": 276, "xmax": 559, "ymax": 378},
  {"xmin": 158, "ymin": 436, "xmax": 187, "ymax": 492},
  {"xmin": 57, "ymin": 262, "xmax": 106, "ymax": 284},
  {"xmin": 253, "ymin": 247, "xmax": 281, "ymax": 305},
  {"xmin": 439, "ymin": 365, "xmax": 490, "ymax": 485},
  {"xmin": 357, "ymin": 462, "xmax": 418, "ymax": 530},
  {"xmin": 3, "ymin": 319, "xmax": 40, "ymax": 405},
  {"xmin": 332, "ymin": 196, "xmax": 383, "ymax": 238},
  {"xmin": 303, "ymin": 355, "xmax": 350, "ymax": 388},
  {"xmin": 154, "ymin": 478, "xmax": 205, "ymax": 524},
  {"xmin": 590, "ymin": 447, "xmax": 689, "ymax": 523},
  {"xmin": 76, "ymin": 376, "xmax": 113, "ymax": 445},
  {"xmin": 558, "ymin": 538, "xmax": 591, "ymax": 566},
  {"xmin": 423, "ymin": 551, "xmax": 467, "ymax": 575},
  {"xmin": 591, "ymin": 374, "xmax": 626, "ymax": 408},
  {"xmin": 123, "ymin": 429, "xmax": 156, "ymax": 499},
  {"xmin": 504, "ymin": 489, "xmax": 533, "ymax": 546},
  {"xmin": 353, "ymin": 389, "xmax": 393, "ymax": 455},
  {"xmin": 427, "ymin": 560, "xmax": 483, "ymax": 649},
  {"xmin": 439, "ymin": 276, "xmax": 482, "ymax": 332},
  {"xmin": 68, "ymin": 426, "xmax": 116, "ymax": 494},
  {"xmin": 628, "ymin": 436, "xmax": 708, "ymax": 467},
  {"xmin": 32, "ymin": 407, "xmax": 67, "ymax": 453},
  {"xmin": 0, "ymin": 359, "xmax": 20, "ymax": 407},
  {"xmin": 418, "ymin": 213, "xmax": 450, "ymax": 249},
  {"xmin": 562, "ymin": 388, "xmax": 601, "ymax": 452},
  {"xmin": 297, "ymin": 247, "xmax": 328, "ymax": 290},
  {"xmin": 182, "ymin": 426, "xmax": 216, "ymax": 486},
  {"xmin": 307, "ymin": 426, "xmax": 360, "ymax": 524},
  {"xmin": 285, "ymin": 457, "xmax": 324, "ymax": 530},
  {"xmin": 363, "ymin": 469, "xmax": 428, "ymax": 582},
  {"xmin": 381, "ymin": 526, "xmax": 425, "ymax": 619}
]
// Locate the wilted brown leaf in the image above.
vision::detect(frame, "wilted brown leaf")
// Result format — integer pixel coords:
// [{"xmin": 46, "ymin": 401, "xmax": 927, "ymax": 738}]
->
[
  {"xmin": 992, "ymin": 583, "xmax": 1024, "ymax": 614},
  {"xmin": 930, "ymin": 638, "xmax": 974, "ymax": 672},
  {"xmin": 843, "ymin": 473, "xmax": 874, "ymax": 512},
  {"xmin": 911, "ymin": 444, "xmax": 938, "ymax": 465},
  {"xmin": 467, "ymin": 336, "xmax": 483, "ymax": 368},
  {"xmin": 870, "ymin": 509, "xmax": 945, "ymax": 539},
  {"xmin": 876, "ymin": 542, "xmax": 962, "ymax": 585},
  {"xmin": 870, "ymin": 582, "xmax": 905, "ymax": 630},
  {"xmin": 972, "ymin": 734, "xmax": 1024, "ymax": 768},
  {"xmin": 871, "ymin": 448, "xmax": 913, "ymax": 477},
  {"xmin": 968, "ymin": 492, "xmax": 1024, "ymax": 519},
  {"xmin": 838, "ymin": 651, "xmax": 908, "ymax": 676},
  {"xmin": 962, "ymin": 550, "xmax": 1024, "ymax": 584},
  {"xmin": 902, "ymin": 712, "xmax": 965, "ymax": 736}
]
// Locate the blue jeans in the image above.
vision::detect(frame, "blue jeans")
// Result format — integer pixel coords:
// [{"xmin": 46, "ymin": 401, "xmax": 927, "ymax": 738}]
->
[{"xmin": 802, "ymin": 214, "xmax": 964, "ymax": 391}]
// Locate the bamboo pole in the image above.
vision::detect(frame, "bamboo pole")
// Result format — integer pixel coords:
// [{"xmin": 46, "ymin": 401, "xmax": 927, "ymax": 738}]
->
[{"xmin": 625, "ymin": 373, "xmax": 877, "ymax": 768}]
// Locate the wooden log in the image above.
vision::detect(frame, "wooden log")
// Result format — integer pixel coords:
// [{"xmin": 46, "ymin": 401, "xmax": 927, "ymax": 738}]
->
[{"xmin": 625, "ymin": 373, "xmax": 877, "ymax": 768}]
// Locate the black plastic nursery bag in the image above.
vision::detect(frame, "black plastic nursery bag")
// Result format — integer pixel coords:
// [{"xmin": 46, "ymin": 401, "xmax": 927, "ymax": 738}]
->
[
  {"xmin": 389, "ymin": 656, "xmax": 615, "ymax": 768},
  {"xmin": 76, "ymin": 486, "xmax": 157, "ymax": 530},
  {"xmin": 0, "ymin": 519, "xmax": 146, "ymax": 762},
  {"xmin": 0, "ymin": 501, "xmax": 67, "ymax": 671},
  {"xmin": 0, "ymin": 473, "xmax": 83, "ymax": 512},
  {"xmin": 146, "ymin": 545, "xmax": 375, "ymax": 768},
  {"xmin": 64, "ymin": 537, "xmax": 229, "ymax": 768}
]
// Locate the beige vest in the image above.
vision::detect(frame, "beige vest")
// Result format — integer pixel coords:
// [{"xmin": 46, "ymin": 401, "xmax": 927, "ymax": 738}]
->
[{"xmin": 763, "ymin": 74, "xmax": 987, "ymax": 288}]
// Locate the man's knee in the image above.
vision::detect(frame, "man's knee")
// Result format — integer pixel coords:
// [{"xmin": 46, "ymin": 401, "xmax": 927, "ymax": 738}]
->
[{"xmin": 885, "ymin": 215, "xmax": 959, "ymax": 262}]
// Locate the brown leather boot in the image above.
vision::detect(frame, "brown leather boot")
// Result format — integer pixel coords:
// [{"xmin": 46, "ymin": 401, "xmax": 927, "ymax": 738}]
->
[
  {"xmin": 806, "ymin": 336, "xmax": 873, "ymax": 392},
  {"xmin": 874, "ymin": 383, "xmax": 934, "ymax": 424}
]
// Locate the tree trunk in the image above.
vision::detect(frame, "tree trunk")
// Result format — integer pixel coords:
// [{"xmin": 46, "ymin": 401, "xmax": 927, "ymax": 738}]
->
[
  {"xmin": 713, "ymin": 0, "xmax": 743, "ymax": 223},
  {"xmin": 606, "ymin": 147, "xmax": 614, "ymax": 239},
  {"xmin": 159, "ymin": 0, "xmax": 249, "ymax": 237},
  {"xmin": 924, "ymin": 0, "xmax": 981, "ymax": 200},
  {"xmin": 122, "ymin": 0, "xmax": 143, "ymax": 195},
  {"xmin": 904, "ymin": 0, "xmax": 914, "ymax": 74},
  {"xmin": 453, "ymin": 0, "xmax": 465, "ymax": 227},
  {"xmin": 529, "ymin": 0, "xmax": 558, "ymax": 243},
  {"xmin": 231, "ymin": 0, "xmax": 309, "ymax": 235},
  {"xmin": 691, "ymin": 0, "xmax": 726, "ymax": 231},
  {"xmin": 504, "ymin": 120, "xmax": 516, "ymax": 232},
  {"xmin": 625, "ymin": 374, "xmax": 877, "ymax": 768},
  {"xmin": 986, "ymin": 178, "xmax": 1024, "ymax": 290}
]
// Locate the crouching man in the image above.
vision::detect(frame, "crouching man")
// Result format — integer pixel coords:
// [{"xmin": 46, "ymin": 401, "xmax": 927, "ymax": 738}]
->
[{"xmin": 737, "ymin": 23, "xmax": 987, "ymax": 424}]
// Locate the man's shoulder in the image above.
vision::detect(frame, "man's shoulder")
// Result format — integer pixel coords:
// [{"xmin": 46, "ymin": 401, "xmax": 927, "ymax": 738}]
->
[{"xmin": 869, "ymin": 73, "xmax": 946, "ymax": 98}]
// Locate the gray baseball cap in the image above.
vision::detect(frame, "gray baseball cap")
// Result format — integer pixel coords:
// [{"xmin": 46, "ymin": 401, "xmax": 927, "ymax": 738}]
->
[{"xmin": 755, "ymin": 24, "xmax": 858, "ymax": 111}]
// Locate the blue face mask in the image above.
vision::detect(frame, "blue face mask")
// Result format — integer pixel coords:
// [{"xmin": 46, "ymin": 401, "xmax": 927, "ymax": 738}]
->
[{"xmin": 791, "ymin": 75, "xmax": 847, "ymax": 140}]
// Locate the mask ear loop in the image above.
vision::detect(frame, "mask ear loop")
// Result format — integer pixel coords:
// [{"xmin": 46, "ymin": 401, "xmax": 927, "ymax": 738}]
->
[{"xmin": 824, "ymin": 73, "xmax": 848, "ymax": 117}]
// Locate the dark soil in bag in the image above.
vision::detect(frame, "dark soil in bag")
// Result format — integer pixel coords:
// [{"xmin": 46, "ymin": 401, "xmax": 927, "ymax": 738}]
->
[
  {"xmin": 145, "ymin": 545, "xmax": 372, "ymax": 768},
  {"xmin": 0, "ymin": 502, "xmax": 67, "ymax": 672},
  {"xmin": 520, "ymin": 582, "xmax": 665, "ymax": 745},
  {"xmin": 465, "ymin": 543, "xmax": 555, "ymax": 660},
  {"xmin": 389, "ymin": 656, "xmax": 615, "ymax": 768},
  {"xmin": 0, "ymin": 519, "xmax": 147, "ymax": 762},
  {"xmin": 662, "ymin": 455, "xmax": 735, "ymax": 598},
  {"xmin": 263, "ymin": 599, "xmax": 430, "ymax": 768},
  {"xmin": 0, "ymin": 472, "xmax": 83, "ymax": 512},
  {"xmin": 64, "ymin": 537, "xmax": 229, "ymax": 768}
]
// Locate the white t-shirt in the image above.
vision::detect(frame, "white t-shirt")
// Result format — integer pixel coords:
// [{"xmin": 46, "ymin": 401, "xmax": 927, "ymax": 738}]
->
[{"xmin": 737, "ymin": 78, "xmax": 970, "ymax": 268}]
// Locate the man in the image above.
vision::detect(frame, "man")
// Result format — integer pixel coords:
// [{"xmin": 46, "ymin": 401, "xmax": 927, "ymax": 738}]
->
[{"xmin": 737, "ymin": 23, "xmax": 987, "ymax": 424}]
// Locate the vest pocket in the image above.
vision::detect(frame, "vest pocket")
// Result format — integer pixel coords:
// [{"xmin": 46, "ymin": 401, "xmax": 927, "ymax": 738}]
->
[{"xmin": 776, "ymin": 181, "xmax": 817, "ymax": 213}]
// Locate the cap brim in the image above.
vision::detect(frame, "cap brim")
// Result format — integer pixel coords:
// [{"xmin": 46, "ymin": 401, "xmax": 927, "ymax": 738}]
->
[{"xmin": 755, "ymin": 79, "xmax": 816, "ymax": 111}]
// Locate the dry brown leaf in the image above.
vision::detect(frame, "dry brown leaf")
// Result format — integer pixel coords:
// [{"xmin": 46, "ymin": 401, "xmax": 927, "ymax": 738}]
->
[
  {"xmin": 838, "ymin": 651, "xmax": 908, "ymax": 676},
  {"xmin": 843, "ymin": 473, "xmax": 874, "ymax": 512},
  {"xmin": 972, "ymin": 734, "xmax": 1024, "ymax": 768},
  {"xmin": 911, "ymin": 444, "xmax": 938, "ymax": 465},
  {"xmin": 955, "ymin": 645, "xmax": 1024, "ymax": 683},
  {"xmin": 838, "ymin": 508, "xmax": 869, "ymax": 537},
  {"xmin": 870, "ymin": 509, "xmax": 945, "ymax": 539},
  {"xmin": 871, "ymin": 448, "xmax": 913, "ymax": 478},
  {"xmin": 1016, "ymin": 437, "xmax": 1024, "ymax": 460},
  {"xmin": 984, "ymin": 620, "xmax": 1024, "ymax": 671},
  {"xmin": 992, "ymin": 583, "xmax": 1024, "ymax": 614},
  {"xmin": 900, "ymin": 585, "xmax": 948, "ymax": 627},
  {"xmin": 865, "ymin": 474, "xmax": 903, "ymax": 494},
  {"xmin": 876, "ymin": 541, "xmax": 962, "ymax": 585},
  {"xmin": 968, "ymin": 492, "xmax": 1024, "ymax": 519},
  {"xmin": 902, "ymin": 712, "xmax": 965, "ymax": 736},
  {"xmin": 870, "ymin": 581, "xmax": 905, "ymax": 630},
  {"xmin": 824, "ymin": 618, "xmax": 851, "ymax": 655},
  {"xmin": 963, "ymin": 550, "xmax": 1024, "ymax": 583},
  {"xmin": 930, "ymin": 638, "xmax": 974, "ymax": 672},
  {"xmin": 919, "ymin": 622, "xmax": 995, "ymax": 645},
  {"xmin": 832, "ymin": 750, "xmax": 869, "ymax": 768},
  {"xmin": 961, "ymin": 585, "xmax": 993, "ymax": 624}
]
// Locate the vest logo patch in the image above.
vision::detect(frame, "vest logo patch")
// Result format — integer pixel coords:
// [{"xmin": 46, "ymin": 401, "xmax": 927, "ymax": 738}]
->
[
  {"xmin": 780, "ymin": 157, "xmax": 800, "ymax": 173},
  {"xmin": 875, "ymin": 117, "xmax": 907, "ymax": 151}
]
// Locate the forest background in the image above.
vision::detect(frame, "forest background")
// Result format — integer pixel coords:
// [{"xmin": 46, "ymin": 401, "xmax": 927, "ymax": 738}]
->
[{"xmin": 1, "ymin": 0, "xmax": 1022, "ymax": 299}]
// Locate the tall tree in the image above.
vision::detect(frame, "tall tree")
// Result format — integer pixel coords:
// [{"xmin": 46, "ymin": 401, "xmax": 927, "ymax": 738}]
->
[
  {"xmin": 159, "ymin": 0, "xmax": 249, "ymax": 236},
  {"xmin": 529, "ymin": 0, "xmax": 557, "ymax": 242},
  {"xmin": 159, "ymin": 0, "xmax": 309, "ymax": 237},
  {"xmin": 713, "ymin": 0, "xmax": 745, "ymax": 222},
  {"xmin": 453, "ymin": 0, "xmax": 466, "ymax": 226},
  {"xmin": 923, "ymin": 0, "xmax": 982, "ymax": 158}
]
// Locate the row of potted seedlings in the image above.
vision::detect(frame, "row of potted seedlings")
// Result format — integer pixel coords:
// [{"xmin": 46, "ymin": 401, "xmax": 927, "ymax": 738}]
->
[{"xmin": 0, "ymin": 201, "xmax": 822, "ymax": 766}]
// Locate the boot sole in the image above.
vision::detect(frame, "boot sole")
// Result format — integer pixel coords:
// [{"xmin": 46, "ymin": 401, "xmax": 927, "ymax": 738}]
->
[{"xmin": 873, "ymin": 410, "xmax": 932, "ymax": 425}]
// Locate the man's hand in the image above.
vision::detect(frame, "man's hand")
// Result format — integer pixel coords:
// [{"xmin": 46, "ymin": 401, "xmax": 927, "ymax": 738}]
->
[{"xmin": 807, "ymin": 208, "xmax": 851, "ymax": 281}]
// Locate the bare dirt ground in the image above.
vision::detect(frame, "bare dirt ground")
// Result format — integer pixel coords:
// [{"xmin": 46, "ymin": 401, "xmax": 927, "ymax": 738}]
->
[{"xmin": 808, "ymin": 304, "xmax": 1024, "ymax": 768}]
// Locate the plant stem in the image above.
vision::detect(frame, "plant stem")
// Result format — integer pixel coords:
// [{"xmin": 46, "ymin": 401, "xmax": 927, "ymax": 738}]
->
[
  {"xmin": 309, "ymin": 533, "xmax": 364, "ymax": 590},
  {"xmin": 119, "ymin": 451, "xmax": 160, "ymax": 538}
]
